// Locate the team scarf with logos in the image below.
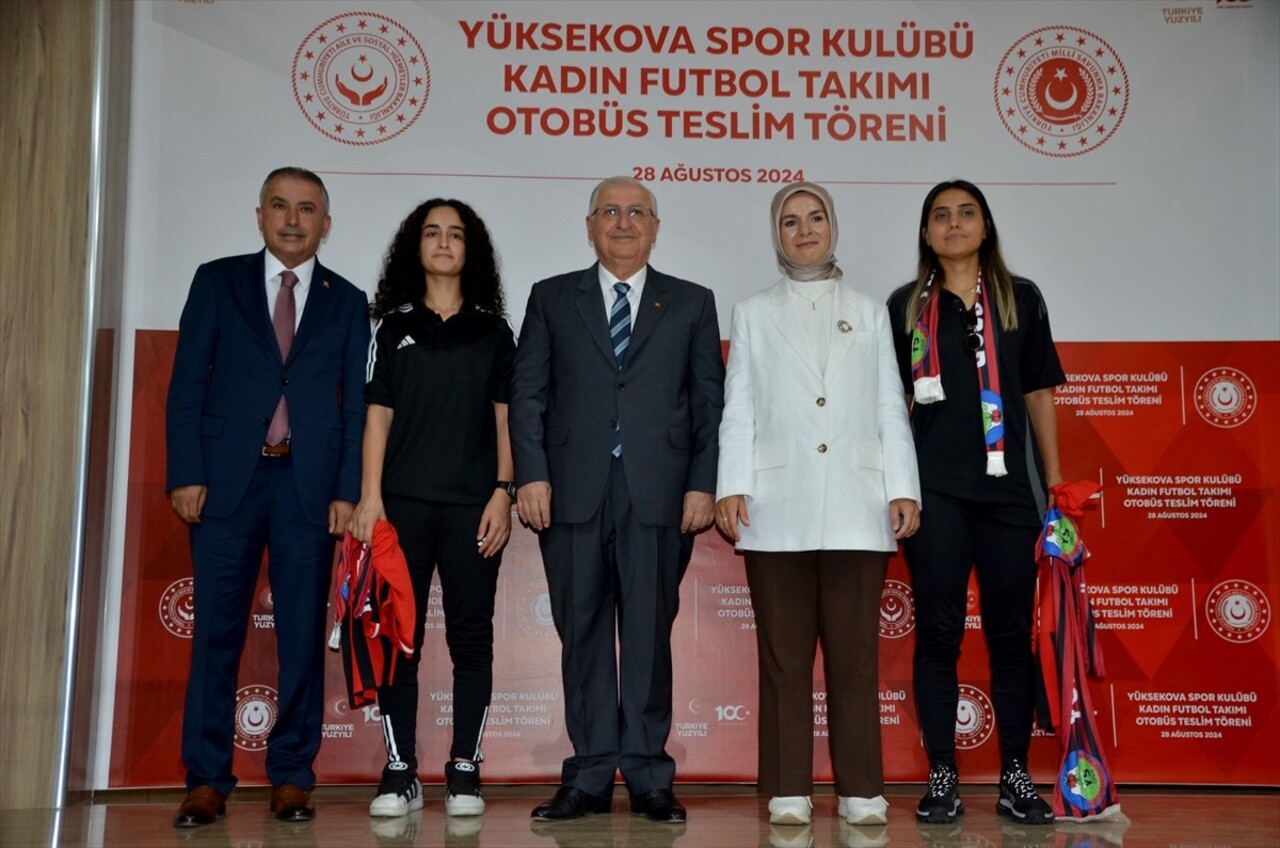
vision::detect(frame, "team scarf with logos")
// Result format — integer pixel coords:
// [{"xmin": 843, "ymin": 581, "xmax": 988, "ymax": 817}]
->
[
  {"xmin": 910, "ymin": 269, "xmax": 1008, "ymax": 476},
  {"xmin": 1033, "ymin": 480, "xmax": 1122, "ymax": 821}
]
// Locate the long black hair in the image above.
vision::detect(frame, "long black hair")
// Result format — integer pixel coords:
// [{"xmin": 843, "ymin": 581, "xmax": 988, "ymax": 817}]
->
[{"xmin": 901, "ymin": 179, "xmax": 1018, "ymax": 332}]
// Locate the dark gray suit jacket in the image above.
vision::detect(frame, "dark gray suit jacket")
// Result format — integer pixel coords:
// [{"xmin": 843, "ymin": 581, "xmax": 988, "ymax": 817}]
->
[{"xmin": 510, "ymin": 264, "xmax": 724, "ymax": 526}]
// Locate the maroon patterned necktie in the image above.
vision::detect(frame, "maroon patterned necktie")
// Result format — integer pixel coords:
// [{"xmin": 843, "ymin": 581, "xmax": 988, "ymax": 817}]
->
[{"xmin": 265, "ymin": 270, "xmax": 298, "ymax": 446}]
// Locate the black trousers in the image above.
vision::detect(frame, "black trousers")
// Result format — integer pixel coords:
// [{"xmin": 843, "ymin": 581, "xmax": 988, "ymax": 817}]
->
[
  {"xmin": 378, "ymin": 495, "xmax": 501, "ymax": 770},
  {"xmin": 903, "ymin": 490, "xmax": 1040, "ymax": 768},
  {"xmin": 539, "ymin": 458, "xmax": 691, "ymax": 798}
]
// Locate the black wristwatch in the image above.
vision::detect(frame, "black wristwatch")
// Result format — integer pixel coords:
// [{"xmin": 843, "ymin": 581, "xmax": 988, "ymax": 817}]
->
[{"xmin": 496, "ymin": 481, "xmax": 517, "ymax": 499}]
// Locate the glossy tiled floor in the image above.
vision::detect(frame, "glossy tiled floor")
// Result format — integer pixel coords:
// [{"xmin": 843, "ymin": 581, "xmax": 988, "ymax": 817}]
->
[{"xmin": 2, "ymin": 784, "xmax": 1276, "ymax": 848}]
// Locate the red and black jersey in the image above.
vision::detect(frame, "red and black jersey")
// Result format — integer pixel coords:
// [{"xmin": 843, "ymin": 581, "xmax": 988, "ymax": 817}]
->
[{"xmin": 329, "ymin": 520, "xmax": 416, "ymax": 707}]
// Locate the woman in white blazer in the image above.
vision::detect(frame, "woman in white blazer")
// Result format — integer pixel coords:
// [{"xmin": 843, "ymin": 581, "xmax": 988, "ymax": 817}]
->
[{"xmin": 715, "ymin": 182, "xmax": 921, "ymax": 828}]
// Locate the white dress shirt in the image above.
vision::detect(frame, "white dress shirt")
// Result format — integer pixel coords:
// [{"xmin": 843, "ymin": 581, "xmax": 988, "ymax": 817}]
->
[
  {"xmin": 264, "ymin": 254, "xmax": 317, "ymax": 329},
  {"xmin": 597, "ymin": 264, "xmax": 647, "ymax": 331}
]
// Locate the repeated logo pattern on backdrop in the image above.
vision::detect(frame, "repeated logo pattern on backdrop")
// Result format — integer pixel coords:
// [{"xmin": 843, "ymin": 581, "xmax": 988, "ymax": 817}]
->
[
  {"xmin": 113, "ymin": 337, "xmax": 1277, "ymax": 787},
  {"xmin": 108, "ymin": 0, "xmax": 1277, "ymax": 789}
]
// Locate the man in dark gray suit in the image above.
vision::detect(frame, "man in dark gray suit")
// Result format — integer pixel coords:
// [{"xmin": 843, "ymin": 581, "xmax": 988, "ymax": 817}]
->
[{"xmin": 511, "ymin": 177, "xmax": 724, "ymax": 823}]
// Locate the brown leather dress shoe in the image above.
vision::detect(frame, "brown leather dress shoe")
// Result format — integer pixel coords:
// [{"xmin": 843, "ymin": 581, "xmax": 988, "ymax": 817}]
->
[
  {"xmin": 173, "ymin": 785, "xmax": 226, "ymax": 828},
  {"xmin": 270, "ymin": 784, "xmax": 316, "ymax": 822}
]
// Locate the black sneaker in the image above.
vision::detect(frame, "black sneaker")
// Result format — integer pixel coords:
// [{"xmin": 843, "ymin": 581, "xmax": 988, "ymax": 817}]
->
[
  {"xmin": 445, "ymin": 760, "xmax": 485, "ymax": 816},
  {"xmin": 369, "ymin": 762, "xmax": 422, "ymax": 818},
  {"xmin": 917, "ymin": 764, "xmax": 964, "ymax": 823},
  {"xmin": 997, "ymin": 760, "xmax": 1054, "ymax": 824}
]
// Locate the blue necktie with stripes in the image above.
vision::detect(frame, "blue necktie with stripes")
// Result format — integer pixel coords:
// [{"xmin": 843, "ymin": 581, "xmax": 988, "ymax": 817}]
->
[{"xmin": 610, "ymin": 282, "xmax": 630, "ymax": 456}]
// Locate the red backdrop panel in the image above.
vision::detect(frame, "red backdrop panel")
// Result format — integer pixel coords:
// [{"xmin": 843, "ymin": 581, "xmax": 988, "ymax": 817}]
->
[{"xmin": 110, "ymin": 335, "xmax": 1278, "ymax": 787}]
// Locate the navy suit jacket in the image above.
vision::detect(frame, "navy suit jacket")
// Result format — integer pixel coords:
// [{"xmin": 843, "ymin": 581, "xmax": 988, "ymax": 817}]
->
[
  {"xmin": 510, "ymin": 264, "xmax": 724, "ymax": 526},
  {"xmin": 165, "ymin": 250, "xmax": 370, "ymax": 527}
]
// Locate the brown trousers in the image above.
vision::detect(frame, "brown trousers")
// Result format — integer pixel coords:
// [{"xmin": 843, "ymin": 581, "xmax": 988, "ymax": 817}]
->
[{"xmin": 745, "ymin": 550, "xmax": 888, "ymax": 797}]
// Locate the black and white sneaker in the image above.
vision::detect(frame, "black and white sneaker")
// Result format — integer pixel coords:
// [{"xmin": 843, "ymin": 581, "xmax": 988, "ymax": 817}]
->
[
  {"xmin": 445, "ymin": 761, "xmax": 485, "ymax": 816},
  {"xmin": 917, "ymin": 764, "xmax": 964, "ymax": 823},
  {"xmin": 369, "ymin": 762, "xmax": 423, "ymax": 818},
  {"xmin": 997, "ymin": 760, "xmax": 1054, "ymax": 824}
]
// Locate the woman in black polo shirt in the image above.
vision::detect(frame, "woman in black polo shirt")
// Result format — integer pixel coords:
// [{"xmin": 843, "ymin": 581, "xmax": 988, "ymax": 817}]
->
[
  {"xmin": 887, "ymin": 180, "xmax": 1065, "ymax": 826},
  {"xmin": 351, "ymin": 199, "xmax": 515, "ymax": 820}
]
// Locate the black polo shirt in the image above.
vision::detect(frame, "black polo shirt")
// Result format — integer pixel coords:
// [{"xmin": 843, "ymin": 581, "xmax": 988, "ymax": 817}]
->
[
  {"xmin": 887, "ymin": 278, "xmax": 1065, "ymax": 524},
  {"xmin": 366, "ymin": 301, "xmax": 515, "ymax": 505}
]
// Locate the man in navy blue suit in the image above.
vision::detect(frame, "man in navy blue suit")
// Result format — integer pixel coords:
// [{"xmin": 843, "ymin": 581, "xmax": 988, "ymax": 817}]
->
[{"xmin": 166, "ymin": 166, "xmax": 369, "ymax": 827}]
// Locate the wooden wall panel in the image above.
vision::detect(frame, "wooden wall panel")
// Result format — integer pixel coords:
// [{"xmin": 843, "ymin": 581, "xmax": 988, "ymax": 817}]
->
[{"xmin": 0, "ymin": 0, "xmax": 95, "ymax": 811}]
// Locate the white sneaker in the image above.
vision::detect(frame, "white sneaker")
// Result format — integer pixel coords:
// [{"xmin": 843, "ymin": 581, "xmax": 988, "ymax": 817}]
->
[
  {"xmin": 838, "ymin": 818, "xmax": 889, "ymax": 847},
  {"xmin": 444, "ymin": 760, "xmax": 485, "ymax": 816},
  {"xmin": 369, "ymin": 808, "xmax": 422, "ymax": 839},
  {"xmin": 445, "ymin": 792, "xmax": 486, "ymax": 817},
  {"xmin": 369, "ymin": 774, "xmax": 423, "ymax": 818},
  {"xmin": 769, "ymin": 823, "xmax": 814, "ymax": 848},
  {"xmin": 768, "ymin": 795, "xmax": 813, "ymax": 825},
  {"xmin": 838, "ymin": 794, "xmax": 888, "ymax": 825}
]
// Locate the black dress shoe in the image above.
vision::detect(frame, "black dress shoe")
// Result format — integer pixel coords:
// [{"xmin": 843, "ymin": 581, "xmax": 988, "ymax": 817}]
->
[
  {"xmin": 630, "ymin": 789, "xmax": 687, "ymax": 823},
  {"xmin": 531, "ymin": 786, "xmax": 612, "ymax": 821}
]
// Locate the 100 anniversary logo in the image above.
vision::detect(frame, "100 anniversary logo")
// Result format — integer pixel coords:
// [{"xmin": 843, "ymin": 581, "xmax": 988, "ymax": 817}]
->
[
  {"xmin": 292, "ymin": 11, "xmax": 430, "ymax": 145},
  {"xmin": 995, "ymin": 26, "xmax": 1130, "ymax": 157}
]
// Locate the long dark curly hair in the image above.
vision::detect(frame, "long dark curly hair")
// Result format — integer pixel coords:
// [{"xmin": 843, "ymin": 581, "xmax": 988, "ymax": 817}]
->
[{"xmin": 371, "ymin": 199, "xmax": 504, "ymax": 319}]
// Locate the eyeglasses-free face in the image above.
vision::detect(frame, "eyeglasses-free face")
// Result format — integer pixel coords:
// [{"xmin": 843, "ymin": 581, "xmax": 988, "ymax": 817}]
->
[
  {"xmin": 923, "ymin": 188, "xmax": 987, "ymax": 262},
  {"xmin": 777, "ymin": 191, "xmax": 832, "ymax": 267}
]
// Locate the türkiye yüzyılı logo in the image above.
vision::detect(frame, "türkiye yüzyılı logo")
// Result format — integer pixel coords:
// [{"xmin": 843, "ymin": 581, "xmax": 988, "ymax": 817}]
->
[
  {"xmin": 292, "ymin": 12, "xmax": 429, "ymax": 145},
  {"xmin": 995, "ymin": 26, "xmax": 1129, "ymax": 157}
]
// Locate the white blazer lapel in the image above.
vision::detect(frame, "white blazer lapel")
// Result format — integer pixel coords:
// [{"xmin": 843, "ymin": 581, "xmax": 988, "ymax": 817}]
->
[
  {"xmin": 765, "ymin": 280, "xmax": 823, "ymax": 381},
  {"xmin": 823, "ymin": 282, "xmax": 858, "ymax": 381}
]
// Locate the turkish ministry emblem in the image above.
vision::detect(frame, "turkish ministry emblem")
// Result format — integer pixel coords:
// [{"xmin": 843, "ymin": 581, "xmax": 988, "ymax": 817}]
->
[
  {"xmin": 878, "ymin": 579, "xmax": 916, "ymax": 639},
  {"xmin": 158, "ymin": 577, "xmax": 196, "ymax": 639},
  {"xmin": 233, "ymin": 684, "xmax": 279, "ymax": 751},
  {"xmin": 994, "ymin": 26, "xmax": 1129, "ymax": 157},
  {"xmin": 1194, "ymin": 367, "xmax": 1257, "ymax": 428},
  {"xmin": 292, "ymin": 11, "xmax": 430, "ymax": 145},
  {"xmin": 1205, "ymin": 579, "xmax": 1271, "ymax": 644},
  {"xmin": 955, "ymin": 684, "xmax": 995, "ymax": 750}
]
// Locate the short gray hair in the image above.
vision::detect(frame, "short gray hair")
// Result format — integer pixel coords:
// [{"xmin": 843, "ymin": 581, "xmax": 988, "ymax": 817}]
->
[
  {"xmin": 259, "ymin": 166, "xmax": 330, "ymax": 213},
  {"xmin": 587, "ymin": 176, "xmax": 657, "ymax": 218}
]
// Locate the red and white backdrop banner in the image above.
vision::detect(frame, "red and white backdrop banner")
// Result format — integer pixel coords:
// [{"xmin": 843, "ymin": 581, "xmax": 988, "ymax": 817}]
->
[{"xmin": 102, "ymin": 1, "xmax": 1278, "ymax": 788}]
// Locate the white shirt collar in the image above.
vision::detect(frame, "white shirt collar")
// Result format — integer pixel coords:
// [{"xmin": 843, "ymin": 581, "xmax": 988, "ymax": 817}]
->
[{"xmin": 264, "ymin": 252, "xmax": 318, "ymax": 288}]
